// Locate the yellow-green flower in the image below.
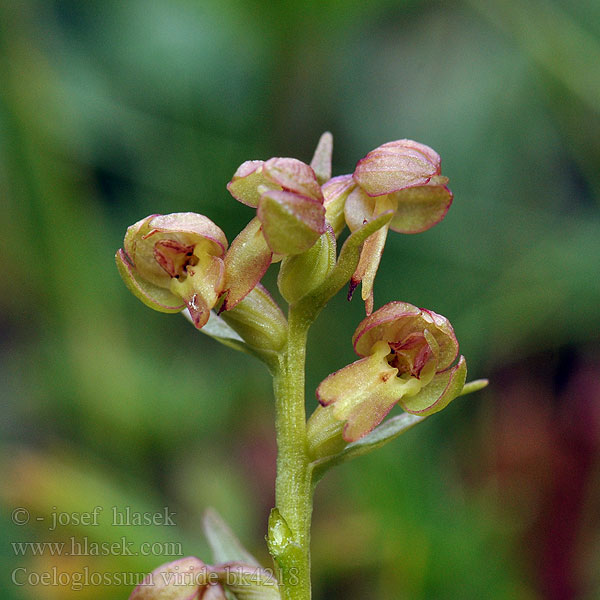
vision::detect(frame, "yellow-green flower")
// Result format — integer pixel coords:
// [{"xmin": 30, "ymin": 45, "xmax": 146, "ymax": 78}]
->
[
  {"xmin": 314, "ymin": 301, "xmax": 466, "ymax": 442},
  {"xmin": 116, "ymin": 212, "xmax": 227, "ymax": 329}
]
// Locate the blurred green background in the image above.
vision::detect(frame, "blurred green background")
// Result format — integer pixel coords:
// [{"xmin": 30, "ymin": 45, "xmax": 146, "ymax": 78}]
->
[{"xmin": 1, "ymin": 0, "xmax": 599, "ymax": 598}]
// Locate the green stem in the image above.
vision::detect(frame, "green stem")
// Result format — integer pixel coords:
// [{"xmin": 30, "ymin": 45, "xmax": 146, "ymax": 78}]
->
[{"xmin": 272, "ymin": 306, "xmax": 314, "ymax": 600}]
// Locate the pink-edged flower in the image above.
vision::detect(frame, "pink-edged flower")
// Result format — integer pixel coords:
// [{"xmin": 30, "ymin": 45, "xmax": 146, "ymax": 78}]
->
[
  {"xmin": 325, "ymin": 140, "xmax": 453, "ymax": 314},
  {"xmin": 222, "ymin": 158, "xmax": 327, "ymax": 310},
  {"xmin": 315, "ymin": 302, "xmax": 466, "ymax": 442},
  {"xmin": 129, "ymin": 557, "xmax": 225, "ymax": 600},
  {"xmin": 116, "ymin": 212, "xmax": 227, "ymax": 329},
  {"xmin": 129, "ymin": 557, "xmax": 280, "ymax": 600}
]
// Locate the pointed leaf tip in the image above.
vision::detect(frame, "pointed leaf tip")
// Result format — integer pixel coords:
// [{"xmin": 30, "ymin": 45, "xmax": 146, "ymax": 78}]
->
[
  {"xmin": 202, "ymin": 508, "xmax": 261, "ymax": 567},
  {"xmin": 310, "ymin": 131, "xmax": 333, "ymax": 185},
  {"xmin": 399, "ymin": 355, "xmax": 467, "ymax": 416}
]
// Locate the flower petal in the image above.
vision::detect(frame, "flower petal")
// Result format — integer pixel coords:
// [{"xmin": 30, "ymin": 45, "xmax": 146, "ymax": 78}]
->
[
  {"xmin": 258, "ymin": 190, "xmax": 326, "ymax": 255},
  {"xmin": 389, "ymin": 181, "xmax": 453, "ymax": 233},
  {"xmin": 129, "ymin": 557, "xmax": 210, "ymax": 600},
  {"xmin": 419, "ymin": 308, "xmax": 459, "ymax": 370},
  {"xmin": 170, "ymin": 253, "xmax": 225, "ymax": 329},
  {"xmin": 263, "ymin": 157, "xmax": 324, "ymax": 203},
  {"xmin": 227, "ymin": 160, "xmax": 269, "ymax": 208},
  {"xmin": 203, "ymin": 585, "xmax": 228, "ymax": 600},
  {"xmin": 353, "ymin": 302, "xmax": 459, "ymax": 370},
  {"xmin": 343, "ymin": 186, "xmax": 374, "ymax": 232},
  {"xmin": 222, "ymin": 217, "xmax": 272, "ymax": 311},
  {"xmin": 399, "ymin": 355, "xmax": 467, "ymax": 415},
  {"xmin": 354, "ymin": 139, "xmax": 441, "ymax": 197},
  {"xmin": 116, "ymin": 249, "xmax": 185, "ymax": 313},
  {"xmin": 123, "ymin": 214, "xmax": 171, "ymax": 288},
  {"xmin": 220, "ymin": 283, "xmax": 287, "ymax": 352},
  {"xmin": 124, "ymin": 213, "xmax": 227, "ymax": 289},
  {"xmin": 147, "ymin": 213, "xmax": 227, "ymax": 256}
]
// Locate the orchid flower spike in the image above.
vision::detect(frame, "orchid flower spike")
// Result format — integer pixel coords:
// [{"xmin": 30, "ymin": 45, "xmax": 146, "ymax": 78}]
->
[
  {"xmin": 116, "ymin": 212, "xmax": 227, "ymax": 329},
  {"xmin": 324, "ymin": 140, "xmax": 453, "ymax": 314},
  {"xmin": 312, "ymin": 302, "xmax": 466, "ymax": 445}
]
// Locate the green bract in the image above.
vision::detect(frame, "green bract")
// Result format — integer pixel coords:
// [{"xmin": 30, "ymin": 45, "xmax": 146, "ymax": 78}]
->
[
  {"xmin": 277, "ymin": 228, "xmax": 336, "ymax": 304},
  {"xmin": 227, "ymin": 157, "xmax": 326, "ymax": 256},
  {"xmin": 219, "ymin": 284, "xmax": 288, "ymax": 353},
  {"xmin": 309, "ymin": 131, "xmax": 333, "ymax": 185}
]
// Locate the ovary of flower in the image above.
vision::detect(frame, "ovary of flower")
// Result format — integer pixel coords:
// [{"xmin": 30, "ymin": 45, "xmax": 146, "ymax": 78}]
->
[
  {"xmin": 316, "ymin": 302, "xmax": 467, "ymax": 442},
  {"xmin": 116, "ymin": 212, "xmax": 227, "ymax": 329}
]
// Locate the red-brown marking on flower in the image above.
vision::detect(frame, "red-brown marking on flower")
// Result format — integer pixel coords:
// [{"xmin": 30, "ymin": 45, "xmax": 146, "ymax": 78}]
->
[{"xmin": 153, "ymin": 239, "xmax": 195, "ymax": 278}]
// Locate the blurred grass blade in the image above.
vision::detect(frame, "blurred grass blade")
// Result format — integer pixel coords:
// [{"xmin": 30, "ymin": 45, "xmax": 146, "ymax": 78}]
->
[{"xmin": 467, "ymin": 0, "xmax": 600, "ymax": 113}]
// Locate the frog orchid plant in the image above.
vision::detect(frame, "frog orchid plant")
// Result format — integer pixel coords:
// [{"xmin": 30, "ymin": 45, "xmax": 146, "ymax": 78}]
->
[{"xmin": 116, "ymin": 133, "xmax": 487, "ymax": 600}]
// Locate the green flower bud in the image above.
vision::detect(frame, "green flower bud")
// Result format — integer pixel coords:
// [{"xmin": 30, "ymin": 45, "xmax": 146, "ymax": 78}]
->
[
  {"xmin": 219, "ymin": 284, "xmax": 287, "ymax": 352},
  {"xmin": 277, "ymin": 228, "xmax": 336, "ymax": 304},
  {"xmin": 322, "ymin": 174, "xmax": 356, "ymax": 237}
]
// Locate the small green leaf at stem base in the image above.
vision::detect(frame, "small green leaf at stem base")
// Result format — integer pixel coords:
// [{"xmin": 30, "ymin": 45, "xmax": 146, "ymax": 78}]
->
[{"xmin": 266, "ymin": 509, "xmax": 304, "ymax": 588}]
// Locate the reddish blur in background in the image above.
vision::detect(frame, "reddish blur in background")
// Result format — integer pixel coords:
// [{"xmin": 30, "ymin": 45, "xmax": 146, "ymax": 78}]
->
[{"xmin": 1, "ymin": 1, "xmax": 599, "ymax": 598}]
